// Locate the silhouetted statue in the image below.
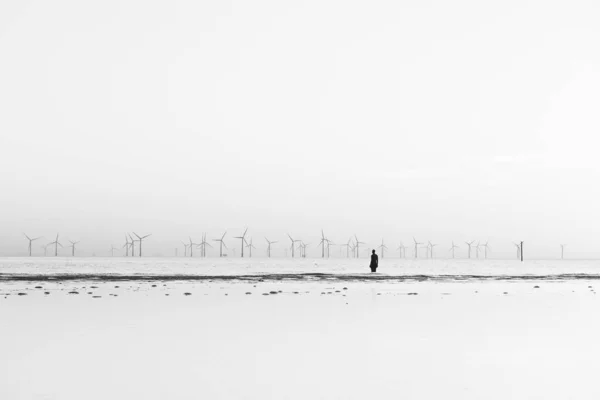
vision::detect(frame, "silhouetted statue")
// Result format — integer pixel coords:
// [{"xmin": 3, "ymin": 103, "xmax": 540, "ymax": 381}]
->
[{"xmin": 370, "ymin": 249, "xmax": 378, "ymax": 272}]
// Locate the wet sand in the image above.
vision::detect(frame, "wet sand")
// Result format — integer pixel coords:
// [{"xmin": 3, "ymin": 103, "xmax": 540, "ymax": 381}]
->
[{"xmin": 1, "ymin": 279, "xmax": 599, "ymax": 399}]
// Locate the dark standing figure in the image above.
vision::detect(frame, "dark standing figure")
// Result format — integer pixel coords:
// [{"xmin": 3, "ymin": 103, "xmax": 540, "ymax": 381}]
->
[{"xmin": 370, "ymin": 249, "xmax": 379, "ymax": 273}]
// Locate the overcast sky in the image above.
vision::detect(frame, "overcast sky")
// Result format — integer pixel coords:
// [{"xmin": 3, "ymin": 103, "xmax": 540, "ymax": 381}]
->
[{"xmin": 1, "ymin": 0, "xmax": 599, "ymax": 258}]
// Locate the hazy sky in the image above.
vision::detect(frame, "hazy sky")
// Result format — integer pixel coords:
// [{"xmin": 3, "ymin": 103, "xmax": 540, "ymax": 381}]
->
[{"xmin": 1, "ymin": 0, "xmax": 599, "ymax": 257}]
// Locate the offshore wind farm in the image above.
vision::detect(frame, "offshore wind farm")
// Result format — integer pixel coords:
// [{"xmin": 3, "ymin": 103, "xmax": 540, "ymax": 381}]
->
[{"xmin": 3, "ymin": 0, "xmax": 600, "ymax": 398}]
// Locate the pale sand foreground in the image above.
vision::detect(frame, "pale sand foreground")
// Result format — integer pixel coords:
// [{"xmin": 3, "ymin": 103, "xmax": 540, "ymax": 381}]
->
[{"xmin": 1, "ymin": 280, "xmax": 599, "ymax": 399}]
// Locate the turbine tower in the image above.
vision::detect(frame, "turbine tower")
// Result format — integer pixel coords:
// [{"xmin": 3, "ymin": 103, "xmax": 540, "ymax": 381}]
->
[
  {"xmin": 48, "ymin": 234, "xmax": 62, "ymax": 257},
  {"xmin": 133, "ymin": 232, "xmax": 151, "ymax": 257},
  {"xmin": 200, "ymin": 233, "xmax": 212, "ymax": 257},
  {"xmin": 319, "ymin": 230, "xmax": 329, "ymax": 258},
  {"xmin": 213, "ymin": 231, "xmax": 228, "ymax": 257},
  {"xmin": 287, "ymin": 234, "xmax": 300, "ymax": 258},
  {"xmin": 341, "ymin": 238, "xmax": 353, "ymax": 258},
  {"xmin": 483, "ymin": 241, "xmax": 491, "ymax": 259},
  {"xmin": 449, "ymin": 242, "xmax": 459, "ymax": 258},
  {"xmin": 129, "ymin": 234, "xmax": 136, "ymax": 257},
  {"xmin": 513, "ymin": 242, "xmax": 521, "ymax": 260},
  {"xmin": 428, "ymin": 241, "xmax": 438, "ymax": 258},
  {"xmin": 326, "ymin": 240, "xmax": 335, "ymax": 258},
  {"xmin": 560, "ymin": 244, "xmax": 566, "ymax": 260},
  {"xmin": 181, "ymin": 241, "xmax": 189, "ymax": 257},
  {"xmin": 23, "ymin": 234, "xmax": 42, "ymax": 256},
  {"xmin": 246, "ymin": 238, "xmax": 256, "ymax": 258},
  {"xmin": 188, "ymin": 237, "xmax": 200, "ymax": 257},
  {"xmin": 465, "ymin": 241, "xmax": 475, "ymax": 259},
  {"xmin": 67, "ymin": 240, "xmax": 80, "ymax": 257},
  {"xmin": 234, "ymin": 228, "xmax": 249, "ymax": 258},
  {"xmin": 413, "ymin": 237, "xmax": 422, "ymax": 259},
  {"xmin": 110, "ymin": 245, "xmax": 118, "ymax": 257},
  {"xmin": 265, "ymin": 237, "xmax": 277, "ymax": 258},
  {"xmin": 354, "ymin": 235, "xmax": 365, "ymax": 258},
  {"xmin": 475, "ymin": 242, "xmax": 481, "ymax": 259},
  {"xmin": 378, "ymin": 239, "xmax": 388, "ymax": 258}
]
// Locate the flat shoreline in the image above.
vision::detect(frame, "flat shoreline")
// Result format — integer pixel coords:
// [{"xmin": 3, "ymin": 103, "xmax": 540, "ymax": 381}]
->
[{"xmin": 3, "ymin": 272, "xmax": 600, "ymax": 282}]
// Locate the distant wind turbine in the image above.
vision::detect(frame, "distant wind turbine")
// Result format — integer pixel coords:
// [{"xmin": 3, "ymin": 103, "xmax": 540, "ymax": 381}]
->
[
  {"xmin": 319, "ymin": 230, "xmax": 329, "ymax": 258},
  {"xmin": 483, "ymin": 241, "xmax": 491, "ymax": 259},
  {"xmin": 428, "ymin": 241, "xmax": 438, "ymax": 258},
  {"xmin": 48, "ymin": 234, "xmax": 62, "ymax": 257},
  {"xmin": 213, "ymin": 231, "xmax": 228, "ymax": 257},
  {"xmin": 187, "ymin": 237, "xmax": 200, "ymax": 257},
  {"xmin": 41, "ymin": 244, "xmax": 50, "ymax": 257},
  {"xmin": 413, "ymin": 237, "xmax": 422, "ymax": 259},
  {"xmin": 246, "ymin": 238, "xmax": 256, "ymax": 258},
  {"xmin": 354, "ymin": 235, "xmax": 365, "ymax": 258},
  {"xmin": 513, "ymin": 242, "xmax": 521, "ymax": 260},
  {"xmin": 129, "ymin": 234, "xmax": 136, "ymax": 257},
  {"xmin": 342, "ymin": 238, "xmax": 353, "ymax": 258},
  {"xmin": 67, "ymin": 240, "xmax": 80, "ymax": 256},
  {"xmin": 397, "ymin": 242, "xmax": 407, "ymax": 258},
  {"xmin": 378, "ymin": 239, "xmax": 388, "ymax": 258},
  {"xmin": 265, "ymin": 237, "xmax": 277, "ymax": 258},
  {"xmin": 133, "ymin": 232, "xmax": 151, "ymax": 257},
  {"xmin": 181, "ymin": 241, "xmax": 189, "ymax": 257},
  {"xmin": 475, "ymin": 242, "xmax": 481, "ymax": 259},
  {"xmin": 560, "ymin": 244, "xmax": 566, "ymax": 260},
  {"xmin": 200, "ymin": 233, "xmax": 212, "ymax": 257},
  {"xmin": 465, "ymin": 241, "xmax": 475, "ymax": 259},
  {"xmin": 110, "ymin": 245, "xmax": 118, "ymax": 257},
  {"xmin": 287, "ymin": 234, "xmax": 300, "ymax": 258},
  {"xmin": 449, "ymin": 242, "xmax": 459, "ymax": 259},
  {"xmin": 23, "ymin": 234, "xmax": 42, "ymax": 256},
  {"xmin": 234, "ymin": 228, "xmax": 249, "ymax": 258},
  {"xmin": 326, "ymin": 240, "xmax": 335, "ymax": 258}
]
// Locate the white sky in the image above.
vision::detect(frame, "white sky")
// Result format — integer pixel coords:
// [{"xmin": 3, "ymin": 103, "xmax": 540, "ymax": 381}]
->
[{"xmin": 1, "ymin": 0, "xmax": 599, "ymax": 258}]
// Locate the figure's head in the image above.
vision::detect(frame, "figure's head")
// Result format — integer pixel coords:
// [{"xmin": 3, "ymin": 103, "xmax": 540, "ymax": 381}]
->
[{"xmin": 372, "ymin": 249, "xmax": 375, "ymax": 254}]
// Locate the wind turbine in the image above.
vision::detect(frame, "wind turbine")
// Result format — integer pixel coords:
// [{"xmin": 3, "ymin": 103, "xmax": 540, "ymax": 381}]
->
[
  {"xmin": 303, "ymin": 242, "xmax": 310, "ymax": 258},
  {"xmin": 234, "ymin": 228, "xmax": 249, "ymax": 258},
  {"xmin": 560, "ymin": 244, "xmax": 566, "ymax": 260},
  {"xmin": 287, "ymin": 234, "xmax": 300, "ymax": 258},
  {"xmin": 413, "ymin": 237, "xmax": 422, "ymax": 258},
  {"xmin": 23, "ymin": 234, "xmax": 42, "ymax": 256},
  {"xmin": 200, "ymin": 233, "xmax": 212, "ymax": 257},
  {"xmin": 354, "ymin": 235, "xmax": 365, "ymax": 258},
  {"xmin": 378, "ymin": 239, "xmax": 388, "ymax": 258},
  {"xmin": 449, "ymin": 242, "xmax": 459, "ymax": 258},
  {"xmin": 213, "ymin": 231, "xmax": 228, "ymax": 257},
  {"xmin": 110, "ymin": 245, "xmax": 118, "ymax": 257},
  {"xmin": 129, "ymin": 234, "xmax": 136, "ymax": 257},
  {"xmin": 513, "ymin": 242, "xmax": 521, "ymax": 260},
  {"xmin": 342, "ymin": 238, "xmax": 353, "ymax": 258},
  {"xmin": 67, "ymin": 240, "xmax": 80, "ymax": 256},
  {"xmin": 41, "ymin": 243, "xmax": 50, "ymax": 257},
  {"xmin": 326, "ymin": 240, "xmax": 335, "ymax": 258},
  {"xmin": 319, "ymin": 230, "xmax": 329, "ymax": 258},
  {"xmin": 428, "ymin": 241, "xmax": 438, "ymax": 258},
  {"xmin": 133, "ymin": 232, "xmax": 151, "ymax": 257},
  {"xmin": 246, "ymin": 238, "xmax": 256, "ymax": 258},
  {"xmin": 265, "ymin": 237, "xmax": 277, "ymax": 258},
  {"xmin": 397, "ymin": 242, "xmax": 407, "ymax": 258},
  {"xmin": 483, "ymin": 241, "xmax": 491, "ymax": 259},
  {"xmin": 181, "ymin": 241, "xmax": 189, "ymax": 257},
  {"xmin": 48, "ymin": 234, "xmax": 62, "ymax": 257},
  {"xmin": 465, "ymin": 241, "xmax": 475, "ymax": 259},
  {"xmin": 187, "ymin": 237, "xmax": 201, "ymax": 257},
  {"xmin": 475, "ymin": 242, "xmax": 481, "ymax": 259}
]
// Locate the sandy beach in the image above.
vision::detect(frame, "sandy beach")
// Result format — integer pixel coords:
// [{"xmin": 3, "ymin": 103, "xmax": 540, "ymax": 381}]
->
[{"xmin": 2, "ymin": 258, "xmax": 600, "ymax": 399}]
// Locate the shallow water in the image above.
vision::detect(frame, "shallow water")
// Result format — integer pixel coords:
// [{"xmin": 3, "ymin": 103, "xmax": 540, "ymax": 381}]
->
[{"xmin": 1, "ymin": 257, "xmax": 600, "ymax": 282}]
